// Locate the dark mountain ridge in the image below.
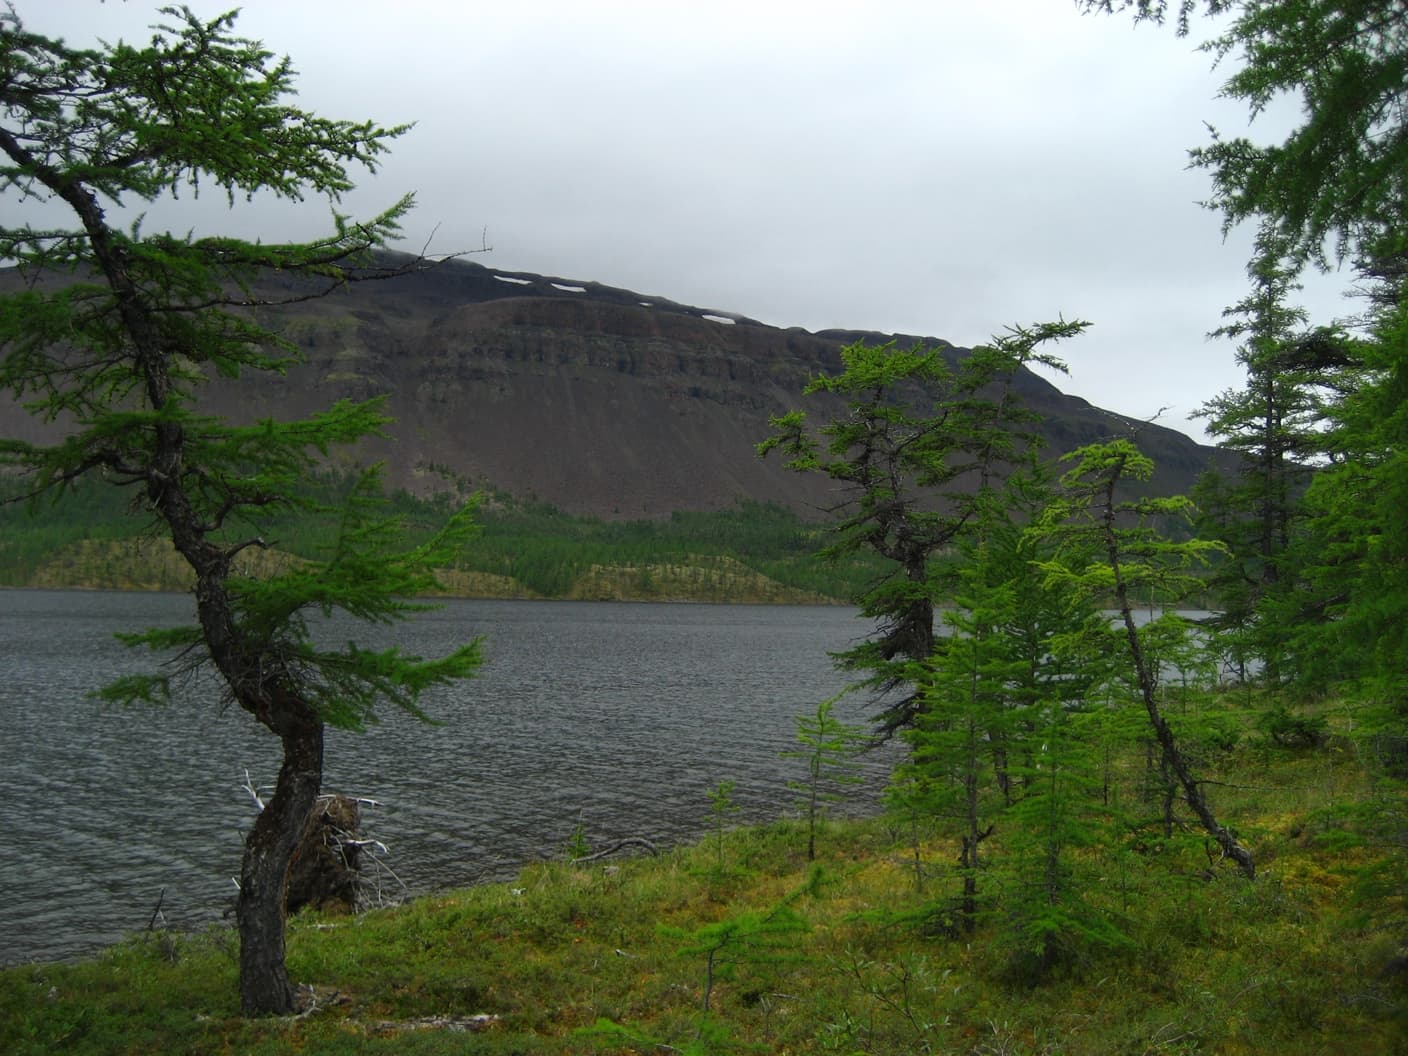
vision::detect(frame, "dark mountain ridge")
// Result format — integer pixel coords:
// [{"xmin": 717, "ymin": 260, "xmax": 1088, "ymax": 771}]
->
[{"xmin": 0, "ymin": 255, "xmax": 1223, "ymax": 519}]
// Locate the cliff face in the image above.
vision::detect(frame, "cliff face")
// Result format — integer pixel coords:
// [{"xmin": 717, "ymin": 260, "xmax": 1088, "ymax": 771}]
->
[{"xmin": 1, "ymin": 256, "xmax": 1224, "ymax": 518}]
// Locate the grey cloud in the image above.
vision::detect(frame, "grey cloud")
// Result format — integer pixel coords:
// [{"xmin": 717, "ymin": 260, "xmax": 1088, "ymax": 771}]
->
[{"xmin": 16, "ymin": 0, "xmax": 1358, "ymax": 441}]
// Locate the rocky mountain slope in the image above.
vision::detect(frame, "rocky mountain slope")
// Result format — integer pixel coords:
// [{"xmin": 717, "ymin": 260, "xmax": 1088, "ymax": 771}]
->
[{"xmin": 1, "ymin": 255, "xmax": 1224, "ymax": 519}]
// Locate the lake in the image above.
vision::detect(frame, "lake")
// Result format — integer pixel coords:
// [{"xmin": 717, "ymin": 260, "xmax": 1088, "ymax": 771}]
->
[{"xmin": 1, "ymin": 590, "xmax": 894, "ymax": 965}]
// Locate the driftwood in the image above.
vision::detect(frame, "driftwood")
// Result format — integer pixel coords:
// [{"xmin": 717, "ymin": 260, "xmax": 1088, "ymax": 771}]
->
[
  {"xmin": 369, "ymin": 1014, "xmax": 502, "ymax": 1034},
  {"xmin": 570, "ymin": 836, "xmax": 659, "ymax": 864}
]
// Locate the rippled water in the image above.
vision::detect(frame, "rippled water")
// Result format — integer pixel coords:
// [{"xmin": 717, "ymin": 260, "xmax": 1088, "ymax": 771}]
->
[{"xmin": 2, "ymin": 590, "xmax": 893, "ymax": 965}]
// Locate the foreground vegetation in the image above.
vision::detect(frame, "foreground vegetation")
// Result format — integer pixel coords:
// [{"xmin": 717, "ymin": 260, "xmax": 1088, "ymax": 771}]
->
[
  {"xmin": 4, "ymin": 690, "xmax": 1404, "ymax": 1055},
  {"xmin": 6, "ymin": 0, "xmax": 1408, "ymax": 1030},
  {"xmin": 0, "ymin": 478, "xmax": 876, "ymax": 603}
]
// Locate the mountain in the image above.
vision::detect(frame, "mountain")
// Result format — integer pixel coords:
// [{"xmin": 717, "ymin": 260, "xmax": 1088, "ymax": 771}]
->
[{"xmin": 0, "ymin": 255, "xmax": 1224, "ymax": 519}]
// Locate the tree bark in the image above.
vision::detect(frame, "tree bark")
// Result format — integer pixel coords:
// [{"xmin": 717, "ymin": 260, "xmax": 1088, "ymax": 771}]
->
[
  {"xmin": 1098, "ymin": 461, "xmax": 1256, "ymax": 881},
  {"xmin": 0, "ymin": 38, "xmax": 440, "ymax": 1019},
  {"xmin": 1118, "ymin": 597, "xmax": 1256, "ymax": 879},
  {"xmin": 141, "ymin": 399, "xmax": 329, "ymax": 1015},
  {"xmin": 237, "ymin": 719, "xmax": 324, "ymax": 1016},
  {"xmin": 959, "ymin": 711, "xmax": 981, "ymax": 930}
]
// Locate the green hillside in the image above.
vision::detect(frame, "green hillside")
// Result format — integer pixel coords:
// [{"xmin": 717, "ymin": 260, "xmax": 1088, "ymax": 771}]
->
[{"xmin": 0, "ymin": 476, "xmax": 880, "ymax": 604}]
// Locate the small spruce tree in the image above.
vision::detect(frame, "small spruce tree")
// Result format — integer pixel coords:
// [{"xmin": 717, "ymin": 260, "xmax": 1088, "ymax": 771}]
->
[
  {"xmin": 707, "ymin": 779, "xmax": 740, "ymax": 875},
  {"xmin": 783, "ymin": 694, "xmax": 865, "ymax": 861}
]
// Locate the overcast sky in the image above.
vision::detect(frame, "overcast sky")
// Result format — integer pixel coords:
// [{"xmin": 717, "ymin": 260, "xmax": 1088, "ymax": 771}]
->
[{"xmin": 19, "ymin": 1, "xmax": 1357, "ymax": 442}]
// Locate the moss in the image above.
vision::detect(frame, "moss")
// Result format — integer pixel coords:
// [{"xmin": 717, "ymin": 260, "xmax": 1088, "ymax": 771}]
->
[{"xmin": 6, "ymin": 764, "xmax": 1408, "ymax": 1055}]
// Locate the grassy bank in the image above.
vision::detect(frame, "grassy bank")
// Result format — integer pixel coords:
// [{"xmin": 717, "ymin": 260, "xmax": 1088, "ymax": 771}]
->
[{"xmin": 5, "ymin": 698, "xmax": 1406, "ymax": 1055}]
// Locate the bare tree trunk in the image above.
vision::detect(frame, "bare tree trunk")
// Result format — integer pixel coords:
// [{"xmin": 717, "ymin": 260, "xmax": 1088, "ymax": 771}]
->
[
  {"xmin": 1116, "ymin": 598, "xmax": 1255, "ymax": 879},
  {"xmin": 149, "ymin": 461, "xmax": 329, "ymax": 1014},
  {"xmin": 806, "ymin": 776, "xmax": 819, "ymax": 862},
  {"xmin": 959, "ymin": 713, "xmax": 981, "ymax": 930},
  {"xmin": 1097, "ymin": 466, "xmax": 1256, "ymax": 880},
  {"xmin": 237, "ymin": 720, "xmax": 324, "ymax": 1016}
]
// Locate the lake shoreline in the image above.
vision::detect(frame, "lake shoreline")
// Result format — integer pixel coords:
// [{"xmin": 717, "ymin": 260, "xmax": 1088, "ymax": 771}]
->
[{"xmin": 2, "ymin": 593, "xmax": 883, "ymax": 964}]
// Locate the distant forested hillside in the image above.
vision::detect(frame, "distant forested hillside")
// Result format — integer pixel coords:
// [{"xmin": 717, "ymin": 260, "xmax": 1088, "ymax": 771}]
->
[{"xmin": 0, "ymin": 475, "xmax": 881, "ymax": 602}]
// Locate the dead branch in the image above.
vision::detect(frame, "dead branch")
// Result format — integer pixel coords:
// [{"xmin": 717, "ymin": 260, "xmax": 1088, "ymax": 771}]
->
[
  {"xmin": 570, "ymin": 836, "xmax": 659, "ymax": 864},
  {"xmin": 241, "ymin": 768, "xmax": 266, "ymax": 811}
]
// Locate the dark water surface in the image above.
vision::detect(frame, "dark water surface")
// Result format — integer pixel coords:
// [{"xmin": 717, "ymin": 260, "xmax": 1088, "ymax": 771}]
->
[{"xmin": 1, "ymin": 590, "xmax": 891, "ymax": 965}]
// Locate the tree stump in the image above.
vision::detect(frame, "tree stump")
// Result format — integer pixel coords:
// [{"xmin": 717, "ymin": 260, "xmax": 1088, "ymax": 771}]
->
[{"xmin": 286, "ymin": 794, "xmax": 361, "ymax": 915}]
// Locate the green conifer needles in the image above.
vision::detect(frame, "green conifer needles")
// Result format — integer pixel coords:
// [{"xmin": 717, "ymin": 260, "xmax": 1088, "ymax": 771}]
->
[{"xmin": 0, "ymin": 5, "xmax": 482, "ymax": 1014}]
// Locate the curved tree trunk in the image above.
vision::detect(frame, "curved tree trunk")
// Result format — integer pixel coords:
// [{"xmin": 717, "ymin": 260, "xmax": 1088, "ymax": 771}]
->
[
  {"xmin": 1097, "ymin": 463, "xmax": 1256, "ymax": 881},
  {"xmin": 237, "ymin": 720, "xmax": 324, "ymax": 1016},
  {"xmin": 1115, "ymin": 598, "xmax": 1256, "ymax": 879},
  {"xmin": 0, "ymin": 31, "xmax": 462, "ymax": 1020},
  {"xmin": 150, "ymin": 459, "xmax": 329, "ymax": 1015}
]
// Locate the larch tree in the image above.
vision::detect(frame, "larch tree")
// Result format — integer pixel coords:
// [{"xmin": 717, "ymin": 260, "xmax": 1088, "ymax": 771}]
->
[
  {"xmin": 1033, "ymin": 439, "xmax": 1255, "ymax": 880},
  {"xmin": 756, "ymin": 321, "xmax": 1084, "ymax": 735},
  {"xmin": 783, "ymin": 695, "xmax": 866, "ymax": 862},
  {"xmin": 0, "ymin": 7, "xmax": 483, "ymax": 1015},
  {"xmin": 1085, "ymin": 0, "xmax": 1408, "ymax": 705},
  {"xmin": 892, "ymin": 466, "xmax": 1115, "ymax": 946},
  {"xmin": 1192, "ymin": 227, "xmax": 1348, "ymax": 681},
  {"xmin": 1082, "ymin": 1, "xmax": 1408, "ymax": 967},
  {"xmin": 1082, "ymin": 0, "xmax": 1408, "ymax": 271}
]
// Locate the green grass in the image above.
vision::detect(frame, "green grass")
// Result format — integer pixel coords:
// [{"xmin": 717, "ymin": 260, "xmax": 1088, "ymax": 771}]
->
[{"xmin": 6, "ymin": 697, "xmax": 1407, "ymax": 1055}]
